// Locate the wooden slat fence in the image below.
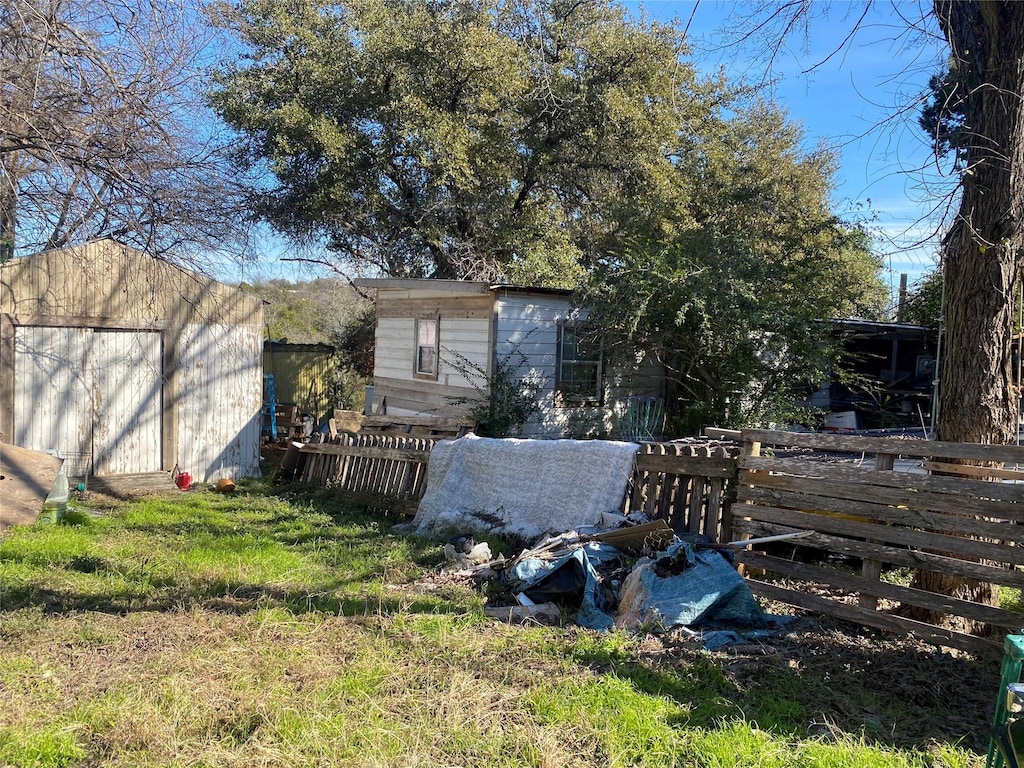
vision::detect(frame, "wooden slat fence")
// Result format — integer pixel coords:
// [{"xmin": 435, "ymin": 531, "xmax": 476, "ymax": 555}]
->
[
  {"xmin": 299, "ymin": 432, "xmax": 435, "ymax": 498},
  {"xmin": 732, "ymin": 428, "xmax": 1024, "ymax": 656},
  {"xmin": 299, "ymin": 437, "xmax": 739, "ymax": 537},
  {"xmin": 627, "ymin": 443, "xmax": 738, "ymax": 541}
]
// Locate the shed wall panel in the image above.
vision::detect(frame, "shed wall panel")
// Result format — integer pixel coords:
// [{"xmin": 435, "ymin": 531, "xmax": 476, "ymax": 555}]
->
[
  {"xmin": 495, "ymin": 294, "xmax": 573, "ymax": 437},
  {"xmin": 13, "ymin": 326, "xmax": 92, "ymax": 459},
  {"xmin": 374, "ymin": 318, "xmax": 416, "ymax": 380},
  {"xmin": 176, "ymin": 324, "xmax": 262, "ymax": 482},
  {"xmin": 438, "ymin": 317, "xmax": 490, "ymax": 389},
  {"xmin": 263, "ymin": 346, "xmax": 336, "ymax": 414},
  {"xmin": 92, "ymin": 330, "xmax": 163, "ymax": 475}
]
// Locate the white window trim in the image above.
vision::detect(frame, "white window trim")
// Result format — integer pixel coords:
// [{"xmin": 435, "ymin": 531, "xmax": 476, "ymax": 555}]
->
[
  {"xmin": 414, "ymin": 316, "xmax": 439, "ymax": 380},
  {"xmin": 556, "ymin": 322, "xmax": 603, "ymax": 404}
]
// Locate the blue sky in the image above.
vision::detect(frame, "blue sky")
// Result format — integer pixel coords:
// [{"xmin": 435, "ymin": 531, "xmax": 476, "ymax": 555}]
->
[{"xmin": 638, "ymin": 0, "xmax": 950, "ymax": 301}]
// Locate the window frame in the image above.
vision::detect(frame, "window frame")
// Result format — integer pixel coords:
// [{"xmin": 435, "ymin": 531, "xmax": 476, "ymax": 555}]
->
[
  {"xmin": 555, "ymin": 322, "xmax": 603, "ymax": 405},
  {"xmin": 414, "ymin": 316, "xmax": 440, "ymax": 380}
]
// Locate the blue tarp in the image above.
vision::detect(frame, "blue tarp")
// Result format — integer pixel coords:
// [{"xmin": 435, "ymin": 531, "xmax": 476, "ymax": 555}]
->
[
  {"xmin": 625, "ymin": 541, "xmax": 767, "ymax": 628},
  {"xmin": 507, "ymin": 539, "xmax": 769, "ymax": 635},
  {"xmin": 507, "ymin": 542, "xmax": 622, "ymax": 631}
]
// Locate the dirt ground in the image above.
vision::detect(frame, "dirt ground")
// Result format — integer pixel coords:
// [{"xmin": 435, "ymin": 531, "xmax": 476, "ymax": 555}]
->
[{"xmin": 418, "ymin": 563, "xmax": 1003, "ymax": 756}]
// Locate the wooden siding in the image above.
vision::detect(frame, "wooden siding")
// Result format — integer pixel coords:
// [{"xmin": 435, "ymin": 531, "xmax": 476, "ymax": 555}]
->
[
  {"xmin": 438, "ymin": 318, "xmax": 490, "ymax": 388},
  {"xmin": 374, "ymin": 318, "xmax": 416, "ymax": 381},
  {"xmin": 494, "ymin": 292, "xmax": 567, "ymax": 438},
  {"xmin": 13, "ymin": 326, "xmax": 92, "ymax": 462},
  {"xmin": 0, "ymin": 239, "xmax": 262, "ymax": 327},
  {"xmin": 91, "ymin": 330, "xmax": 162, "ymax": 474},
  {"xmin": 371, "ymin": 293, "xmax": 493, "ymax": 416},
  {"xmin": 175, "ymin": 324, "xmax": 262, "ymax": 482}
]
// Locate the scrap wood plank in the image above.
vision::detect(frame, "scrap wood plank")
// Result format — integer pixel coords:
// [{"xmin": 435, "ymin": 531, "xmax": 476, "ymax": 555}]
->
[
  {"xmin": 299, "ymin": 444, "xmax": 431, "ymax": 463},
  {"xmin": 592, "ymin": 520, "xmax": 675, "ymax": 553},
  {"xmin": 635, "ymin": 453, "xmax": 736, "ymax": 477},
  {"xmin": 737, "ymin": 550, "xmax": 1024, "ymax": 630},
  {"xmin": 740, "ymin": 455, "xmax": 1024, "ymax": 504},
  {"xmin": 705, "ymin": 476, "xmax": 725, "ymax": 540},
  {"xmin": 687, "ymin": 476, "xmax": 704, "ymax": 535},
  {"xmin": 745, "ymin": 578, "xmax": 1001, "ymax": 657},
  {"xmin": 739, "ymin": 469, "xmax": 1024, "ymax": 520},
  {"xmin": 736, "ymin": 485, "xmax": 1022, "ymax": 539},
  {"xmin": 741, "ymin": 428, "xmax": 1024, "ymax": 465},
  {"xmin": 922, "ymin": 460, "xmax": 1024, "ymax": 481},
  {"xmin": 738, "ymin": 503, "xmax": 1024, "ymax": 567},
  {"xmin": 732, "ymin": 518, "xmax": 1024, "ymax": 589},
  {"xmin": 0, "ymin": 443, "xmax": 62, "ymax": 529}
]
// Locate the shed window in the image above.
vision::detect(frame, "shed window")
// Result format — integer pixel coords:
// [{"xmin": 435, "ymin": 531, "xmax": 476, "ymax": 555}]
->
[
  {"xmin": 415, "ymin": 317, "xmax": 438, "ymax": 378},
  {"xmin": 557, "ymin": 324, "xmax": 602, "ymax": 403}
]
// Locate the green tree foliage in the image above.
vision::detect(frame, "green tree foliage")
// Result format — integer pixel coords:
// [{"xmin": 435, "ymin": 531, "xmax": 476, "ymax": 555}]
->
[
  {"xmin": 919, "ymin": 61, "xmax": 968, "ymax": 168},
  {"xmin": 898, "ymin": 268, "xmax": 942, "ymax": 330},
  {"xmin": 215, "ymin": 0, "xmax": 888, "ymax": 430},
  {"xmin": 244, "ymin": 278, "xmax": 369, "ymax": 344},
  {"xmin": 209, "ymin": 0, "xmax": 714, "ymax": 285},
  {"xmin": 582, "ymin": 104, "xmax": 887, "ymax": 431}
]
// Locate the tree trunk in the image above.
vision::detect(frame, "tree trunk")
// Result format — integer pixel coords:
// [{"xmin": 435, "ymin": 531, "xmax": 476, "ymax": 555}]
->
[
  {"xmin": 911, "ymin": 1, "xmax": 1024, "ymax": 627},
  {"xmin": 935, "ymin": 0, "xmax": 1024, "ymax": 446}
]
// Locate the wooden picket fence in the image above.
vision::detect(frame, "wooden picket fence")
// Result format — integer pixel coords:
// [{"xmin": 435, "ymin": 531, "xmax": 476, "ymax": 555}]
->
[
  {"xmin": 628, "ymin": 442, "xmax": 737, "ymax": 540},
  {"xmin": 298, "ymin": 432, "xmax": 436, "ymax": 498},
  {"xmin": 732, "ymin": 429, "xmax": 1024, "ymax": 656},
  {"xmin": 299, "ymin": 437, "xmax": 739, "ymax": 536}
]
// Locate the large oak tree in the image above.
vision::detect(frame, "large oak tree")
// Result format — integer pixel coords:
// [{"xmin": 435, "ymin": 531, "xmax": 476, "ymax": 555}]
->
[
  {"xmin": 213, "ymin": 0, "xmax": 888, "ymax": 431},
  {"xmin": 210, "ymin": 0, "xmax": 720, "ymax": 284}
]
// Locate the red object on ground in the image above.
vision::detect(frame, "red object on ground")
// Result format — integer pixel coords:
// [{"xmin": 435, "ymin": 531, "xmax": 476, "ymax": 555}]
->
[{"xmin": 174, "ymin": 472, "xmax": 192, "ymax": 490}]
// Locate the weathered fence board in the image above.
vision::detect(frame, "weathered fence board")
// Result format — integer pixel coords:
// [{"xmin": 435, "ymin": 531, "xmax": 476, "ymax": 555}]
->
[
  {"xmin": 739, "ymin": 551, "xmax": 1023, "ymax": 630},
  {"xmin": 746, "ymin": 578, "xmax": 997, "ymax": 657},
  {"xmin": 627, "ymin": 443, "xmax": 738, "ymax": 540},
  {"xmin": 733, "ymin": 429, "xmax": 1024, "ymax": 655},
  {"xmin": 298, "ymin": 432, "xmax": 434, "ymax": 498}
]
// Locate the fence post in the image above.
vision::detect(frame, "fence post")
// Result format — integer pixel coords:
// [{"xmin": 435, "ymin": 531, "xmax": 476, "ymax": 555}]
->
[
  {"xmin": 860, "ymin": 451, "xmax": 895, "ymax": 610},
  {"xmin": 727, "ymin": 436, "xmax": 761, "ymax": 572}
]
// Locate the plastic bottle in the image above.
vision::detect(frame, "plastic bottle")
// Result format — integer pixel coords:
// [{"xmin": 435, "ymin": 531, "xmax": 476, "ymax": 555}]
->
[{"xmin": 41, "ymin": 466, "xmax": 70, "ymax": 524}]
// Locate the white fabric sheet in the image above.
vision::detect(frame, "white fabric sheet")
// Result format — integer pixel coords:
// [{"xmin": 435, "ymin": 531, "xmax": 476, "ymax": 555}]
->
[{"xmin": 411, "ymin": 435, "xmax": 639, "ymax": 541}]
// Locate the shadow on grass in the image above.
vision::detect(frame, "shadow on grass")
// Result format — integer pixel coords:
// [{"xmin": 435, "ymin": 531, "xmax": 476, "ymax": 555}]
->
[
  {"xmin": 0, "ymin": 574, "xmax": 470, "ymax": 620},
  {"xmin": 0, "ymin": 485, "xmax": 457, "ymax": 621},
  {"xmin": 569, "ymin": 626, "xmax": 997, "ymax": 756}
]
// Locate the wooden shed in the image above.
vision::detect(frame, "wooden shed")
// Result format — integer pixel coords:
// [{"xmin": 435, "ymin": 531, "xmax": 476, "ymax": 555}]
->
[
  {"xmin": 355, "ymin": 279, "xmax": 665, "ymax": 438},
  {"xmin": 0, "ymin": 239, "xmax": 263, "ymax": 482}
]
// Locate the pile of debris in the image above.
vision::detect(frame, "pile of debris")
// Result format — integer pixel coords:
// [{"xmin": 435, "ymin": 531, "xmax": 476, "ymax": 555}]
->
[
  {"xmin": 400, "ymin": 435, "xmax": 796, "ymax": 648},
  {"xmin": 436, "ymin": 514, "xmax": 802, "ymax": 649}
]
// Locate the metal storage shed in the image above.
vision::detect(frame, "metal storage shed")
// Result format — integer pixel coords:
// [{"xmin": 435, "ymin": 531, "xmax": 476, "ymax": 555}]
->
[{"xmin": 0, "ymin": 239, "xmax": 263, "ymax": 482}]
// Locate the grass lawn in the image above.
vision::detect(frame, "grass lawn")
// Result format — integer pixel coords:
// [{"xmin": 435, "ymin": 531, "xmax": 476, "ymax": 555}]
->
[{"xmin": 0, "ymin": 480, "xmax": 997, "ymax": 767}]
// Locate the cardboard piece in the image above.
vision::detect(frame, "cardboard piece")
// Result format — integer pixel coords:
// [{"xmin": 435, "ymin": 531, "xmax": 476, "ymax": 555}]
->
[{"xmin": 0, "ymin": 443, "xmax": 63, "ymax": 530}]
